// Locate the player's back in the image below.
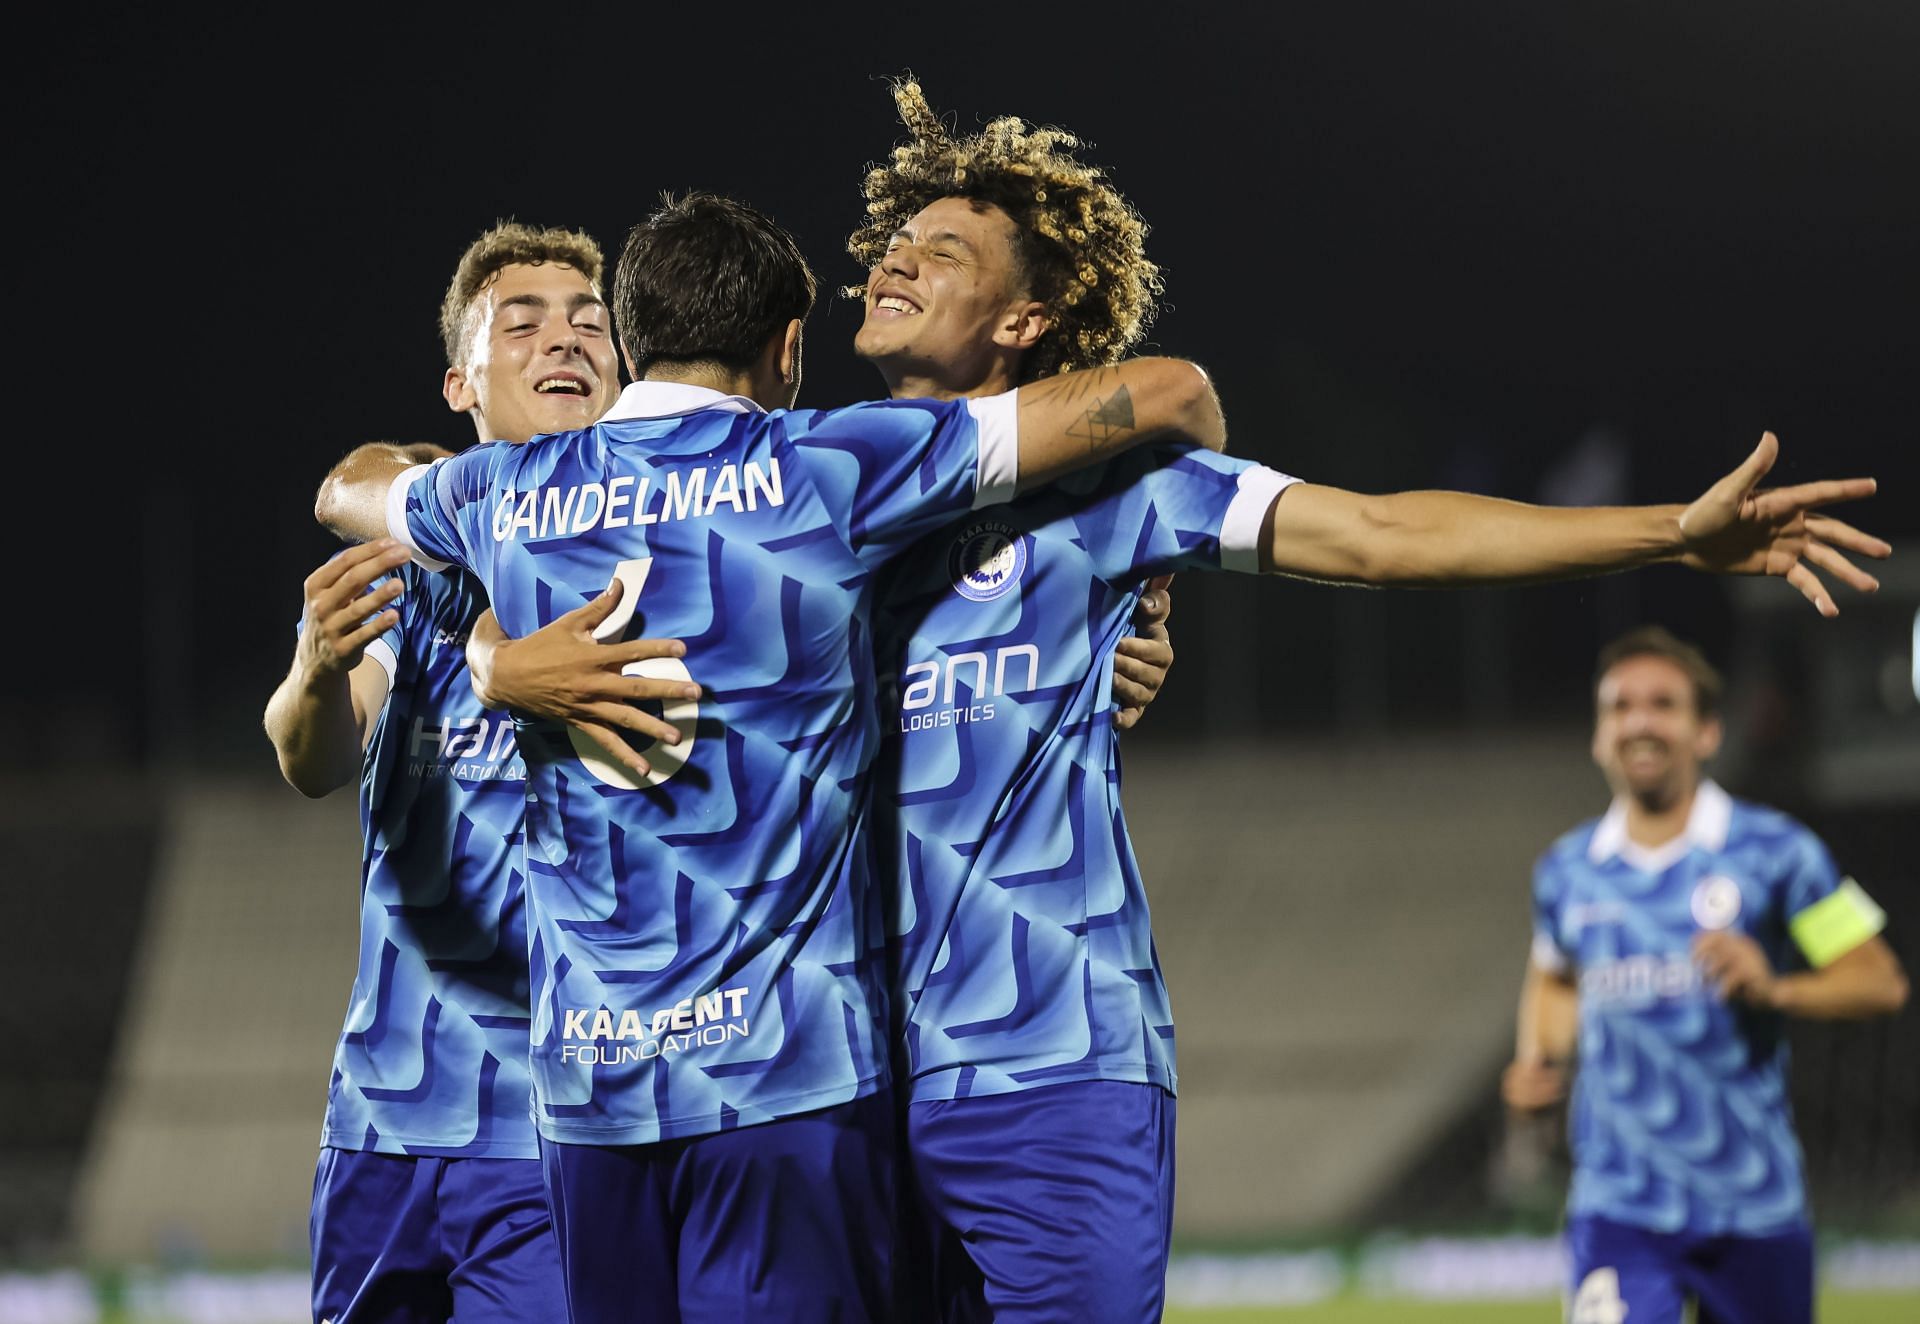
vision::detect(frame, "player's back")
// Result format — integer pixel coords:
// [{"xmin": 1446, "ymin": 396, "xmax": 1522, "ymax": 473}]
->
[{"xmin": 397, "ymin": 381, "xmax": 1007, "ymax": 1144}]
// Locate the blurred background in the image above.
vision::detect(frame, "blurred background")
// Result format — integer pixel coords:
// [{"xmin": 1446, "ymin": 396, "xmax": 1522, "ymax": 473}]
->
[{"xmin": 4, "ymin": 3, "xmax": 1916, "ymax": 1319}]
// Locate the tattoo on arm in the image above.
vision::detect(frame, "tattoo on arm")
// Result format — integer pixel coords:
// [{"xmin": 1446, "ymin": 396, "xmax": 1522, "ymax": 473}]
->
[{"xmin": 1064, "ymin": 385, "xmax": 1135, "ymax": 450}]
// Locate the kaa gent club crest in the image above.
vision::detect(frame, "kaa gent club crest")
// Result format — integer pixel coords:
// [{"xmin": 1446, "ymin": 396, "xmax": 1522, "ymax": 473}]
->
[{"xmin": 949, "ymin": 521, "xmax": 1030, "ymax": 602}]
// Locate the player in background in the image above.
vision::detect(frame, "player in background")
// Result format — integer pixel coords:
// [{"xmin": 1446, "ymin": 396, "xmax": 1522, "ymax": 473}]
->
[
  {"xmin": 466, "ymin": 83, "xmax": 1892, "ymax": 1323},
  {"xmin": 263, "ymin": 223, "xmax": 694, "ymax": 1323},
  {"xmin": 311, "ymin": 193, "xmax": 1230, "ymax": 1323},
  {"xmin": 1504, "ymin": 627, "xmax": 1907, "ymax": 1324}
]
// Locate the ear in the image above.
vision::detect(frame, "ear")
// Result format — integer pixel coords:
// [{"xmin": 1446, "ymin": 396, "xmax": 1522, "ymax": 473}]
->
[
  {"xmin": 621, "ymin": 343, "xmax": 641, "ymax": 380},
  {"xmin": 444, "ymin": 365, "xmax": 477, "ymax": 414},
  {"xmin": 1696, "ymin": 715, "xmax": 1724, "ymax": 762},
  {"xmin": 993, "ymin": 299, "xmax": 1049, "ymax": 353},
  {"xmin": 779, "ymin": 318, "xmax": 803, "ymax": 384}
]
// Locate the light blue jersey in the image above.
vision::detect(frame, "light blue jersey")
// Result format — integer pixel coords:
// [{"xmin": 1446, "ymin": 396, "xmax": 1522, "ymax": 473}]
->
[
  {"xmin": 1532, "ymin": 780, "xmax": 1884, "ymax": 1235},
  {"xmin": 388, "ymin": 381, "xmax": 1014, "ymax": 1145},
  {"xmin": 323, "ymin": 563, "xmax": 537, "ymax": 1158},
  {"xmin": 872, "ymin": 446, "xmax": 1294, "ymax": 1101}
]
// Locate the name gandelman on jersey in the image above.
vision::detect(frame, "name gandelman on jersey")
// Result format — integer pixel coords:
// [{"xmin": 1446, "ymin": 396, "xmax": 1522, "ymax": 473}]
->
[{"xmin": 491, "ymin": 458, "xmax": 786, "ymax": 543}]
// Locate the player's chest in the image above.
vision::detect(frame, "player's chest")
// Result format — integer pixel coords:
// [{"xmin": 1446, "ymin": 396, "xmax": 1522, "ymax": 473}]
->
[{"xmin": 1558, "ymin": 855, "xmax": 1772, "ymax": 960}]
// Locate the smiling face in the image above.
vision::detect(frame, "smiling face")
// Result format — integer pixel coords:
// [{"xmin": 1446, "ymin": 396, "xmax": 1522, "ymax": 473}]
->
[
  {"xmin": 1592, "ymin": 653, "xmax": 1723, "ymax": 807},
  {"xmin": 444, "ymin": 261, "xmax": 619, "ymax": 445},
  {"xmin": 853, "ymin": 196, "xmax": 1046, "ymax": 398}
]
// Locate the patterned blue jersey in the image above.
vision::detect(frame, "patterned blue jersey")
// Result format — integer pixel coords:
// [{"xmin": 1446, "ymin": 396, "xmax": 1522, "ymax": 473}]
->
[
  {"xmin": 872, "ymin": 446, "xmax": 1294, "ymax": 1101},
  {"xmin": 388, "ymin": 381, "xmax": 1015, "ymax": 1145},
  {"xmin": 1532, "ymin": 780, "xmax": 1866, "ymax": 1235},
  {"xmin": 321, "ymin": 562, "xmax": 536, "ymax": 1158}
]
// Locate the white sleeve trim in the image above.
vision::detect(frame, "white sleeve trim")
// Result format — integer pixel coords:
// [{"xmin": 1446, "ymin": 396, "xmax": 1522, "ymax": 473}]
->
[
  {"xmin": 386, "ymin": 463, "xmax": 450, "ymax": 571},
  {"xmin": 362, "ymin": 638, "xmax": 399, "ymax": 696},
  {"xmin": 1220, "ymin": 465, "xmax": 1300, "ymax": 574},
  {"xmin": 967, "ymin": 390, "xmax": 1019, "ymax": 509},
  {"xmin": 1530, "ymin": 931, "xmax": 1572, "ymax": 976}
]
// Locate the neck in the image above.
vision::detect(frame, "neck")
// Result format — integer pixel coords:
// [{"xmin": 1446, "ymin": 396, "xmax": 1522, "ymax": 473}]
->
[
  {"xmin": 879, "ymin": 355, "xmax": 1021, "ymax": 402},
  {"xmin": 1621, "ymin": 779, "xmax": 1699, "ymax": 848},
  {"xmin": 644, "ymin": 361, "xmax": 760, "ymax": 399}
]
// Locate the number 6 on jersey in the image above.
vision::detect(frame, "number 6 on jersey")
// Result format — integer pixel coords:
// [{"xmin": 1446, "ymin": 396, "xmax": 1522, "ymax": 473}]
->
[{"xmin": 571, "ymin": 557, "xmax": 699, "ymax": 790}]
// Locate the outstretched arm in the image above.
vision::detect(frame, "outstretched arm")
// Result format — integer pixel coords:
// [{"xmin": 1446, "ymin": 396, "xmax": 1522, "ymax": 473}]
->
[
  {"xmin": 1013, "ymin": 359, "xmax": 1225, "ymax": 493},
  {"xmin": 1259, "ymin": 433, "xmax": 1886, "ymax": 615}
]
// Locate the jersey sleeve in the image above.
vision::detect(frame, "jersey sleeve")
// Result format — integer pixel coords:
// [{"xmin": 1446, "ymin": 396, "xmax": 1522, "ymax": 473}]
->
[
  {"xmin": 1530, "ymin": 853, "xmax": 1574, "ymax": 975},
  {"xmin": 1062, "ymin": 444, "xmax": 1299, "ymax": 583},
  {"xmin": 787, "ymin": 393, "xmax": 1014, "ymax": 567},
  {"xmin": 386, "ymin": 443, "xmax": 518, "ymax": 580},
  {"xmin": 1781, "ymin": 830, "xmax": 1888, "ymax": 968}
]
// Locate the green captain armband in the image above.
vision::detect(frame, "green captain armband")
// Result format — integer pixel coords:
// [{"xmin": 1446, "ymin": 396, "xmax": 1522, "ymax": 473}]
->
[{"xmin": 1789, "ymin": 878, "xmax": 1888, "ymax": 968}]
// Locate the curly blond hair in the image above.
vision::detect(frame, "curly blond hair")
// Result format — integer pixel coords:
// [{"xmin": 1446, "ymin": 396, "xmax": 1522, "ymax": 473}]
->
[
  {"xmin": 439, "ymin": 221, "xmax": 606, "ymax": 368},
  {"xmin": 847, "ymin": 80, "xmax": 1161, "ymax": 382}
]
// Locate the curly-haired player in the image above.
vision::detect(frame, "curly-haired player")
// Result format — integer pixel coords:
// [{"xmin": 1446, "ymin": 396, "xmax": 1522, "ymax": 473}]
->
[
  {"xmin": 837, "ymin": 81, "xmax": 1887, "ymax": 1324},
  {"xmin": 846, "ymin": 80, "xmax": 1160, "ymax": 384}
]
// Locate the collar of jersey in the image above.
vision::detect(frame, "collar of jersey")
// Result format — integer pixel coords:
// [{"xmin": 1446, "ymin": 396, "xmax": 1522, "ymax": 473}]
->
[
  {"xmin": 601, "ymin": 380, "xmax": 765, "ymax": 423},
  {"xmin": 1588, "ymin": 778, "xmax": 1733, "ymax": 872}
]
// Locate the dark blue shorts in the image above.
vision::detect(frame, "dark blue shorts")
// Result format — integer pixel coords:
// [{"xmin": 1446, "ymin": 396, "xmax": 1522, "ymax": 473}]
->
[
  {"xmin": 540, "ymin": 1092, "xmax": 895, "ymax": 1324},
  {"xmin": 1566, "ymin": 1213, "xmax": 1814, "ymax": 1324},
  {"xmin": 310, "ymin": 1146, "xmax": 564, "ymax": 1324},
  {"xmin": 901, "ymin": 1079, "xmax": 1177, "ymax": 1324}
]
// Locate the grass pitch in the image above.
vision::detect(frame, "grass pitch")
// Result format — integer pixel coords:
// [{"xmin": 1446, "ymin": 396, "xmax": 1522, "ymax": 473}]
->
[{"xmin": 1164, "ymin": 1291, "xmax": 1920, "ymax": 1322}]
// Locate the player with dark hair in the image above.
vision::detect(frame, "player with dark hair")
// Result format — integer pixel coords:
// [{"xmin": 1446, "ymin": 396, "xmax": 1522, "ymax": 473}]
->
[
  {"xmin": 312, "ymin": 191, "xmax": 1231, "ymax": 1322},
  {"xmin": 1505, "ymin": 626, "xmax": 1907, "ymax": 1324},
  {"xmin": 265, "ymin": 222, "xmax": 694, "ymax": 1323},
  {"xmin": 465, "ymin": 84, "xmax": 1890, "ymax": 1322}
]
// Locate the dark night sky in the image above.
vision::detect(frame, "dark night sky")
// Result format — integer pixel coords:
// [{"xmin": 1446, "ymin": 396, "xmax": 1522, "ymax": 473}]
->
[{"xmin": 16, "ymin": 3, "xmax": 1917, "ymax": 768}]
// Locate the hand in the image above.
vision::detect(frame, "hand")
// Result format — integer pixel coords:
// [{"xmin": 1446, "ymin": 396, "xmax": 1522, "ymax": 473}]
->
[
  {"xmin": 1113, "ymin": 575, "xmax": 1175, "ymax": 731},
  {"xmin": 295, "ymin": 540, "xmax": 410, "ymax": 681},
  {"xmin": 1693, "ymin": 930, "xmax": 1778, "ymax": 1007},
  {"xmin": 1501, "ymin": 1056, "xmax": 1569, "ymax": 1112},
  {"xmin": 474, "ymin": 580, "xmax": 699, "ymax": 780},
  {"xmin": 1677, "ymin": 432, "xmax": 1889, "ymax": 616}
]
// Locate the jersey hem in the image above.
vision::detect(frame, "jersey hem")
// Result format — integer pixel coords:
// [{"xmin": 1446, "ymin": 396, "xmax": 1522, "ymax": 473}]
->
[
  {"xmin": 1566, "ymin": 1195, "xmax": 1810, "ymax": 1241},
  {"xmin": 533, "ymin": 1069, "xmax": 889, "ymax": 1147},
  {"xmin": 320, "ymin": 1129, "xmax": 539, "ymax": 1161},
  {"xmin": 904, "ymin": 1059, "xmax": 1176, "ymax": 1104}
]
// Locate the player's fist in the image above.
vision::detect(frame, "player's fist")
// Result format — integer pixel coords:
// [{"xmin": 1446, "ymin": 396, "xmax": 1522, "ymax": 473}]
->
[
  {"xmin": 296, "ymin": 540, "xmax": 410, "ymax": 680},
  {"xmin": 1501, "ymin": 1056, "xmax": 1569, "ymax": 1112},
  {"xmin": 1692, "ymin": 930, "xmax": 1777, "ymax": 1007}
]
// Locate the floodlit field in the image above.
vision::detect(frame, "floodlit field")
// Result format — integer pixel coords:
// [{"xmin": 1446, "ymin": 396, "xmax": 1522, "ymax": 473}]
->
[{"xmin": 1164, "ymin": 1293, "xmax": 1920, "ymax": 1323}]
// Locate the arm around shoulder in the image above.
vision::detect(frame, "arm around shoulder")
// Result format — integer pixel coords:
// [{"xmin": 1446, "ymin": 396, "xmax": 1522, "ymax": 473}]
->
[{"xmin": 1013, "ymin": 358, "xmax": 1225, "ymax": 493}]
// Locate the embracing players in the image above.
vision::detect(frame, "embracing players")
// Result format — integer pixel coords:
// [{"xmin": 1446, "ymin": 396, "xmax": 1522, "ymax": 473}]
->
[{"xmin": 466, "ymin": 82, "xmax": 1889, "ymax": 1323}]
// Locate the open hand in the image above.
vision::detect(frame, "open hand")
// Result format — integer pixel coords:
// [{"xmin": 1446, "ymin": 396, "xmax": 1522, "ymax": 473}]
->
[
  {"xmin": 1678, "ymin": 432, "xmax": 1889, "ymax": 616},
  {"xmin": 469, "ymin": 579, "xmax": 698, "ymax": 779},
  {"xmin": 296, "ymin": 540, "xmax": 411, "ymax": 679}
]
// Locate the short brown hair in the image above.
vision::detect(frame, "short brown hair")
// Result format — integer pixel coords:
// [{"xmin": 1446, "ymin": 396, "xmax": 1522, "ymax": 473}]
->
[
  {"xmin": 1594, "ymin": 626, "xmax": 1724, "ymax": 717},
  {"xmin": 439, "ymin": 222, "xmax": 606, "ymax": 368},
  {"xmin": 847, "ymin": 80, "xmax": 1161, "ymax": 384},
  {"xmin": 613, "ymin": 193, "xmax": 817, "ymax": 376}
]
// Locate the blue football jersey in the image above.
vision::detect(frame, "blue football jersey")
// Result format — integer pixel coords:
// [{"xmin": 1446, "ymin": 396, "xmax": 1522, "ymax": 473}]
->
[
  {"xmin": 1532, "ymin": 780, "xmax": 1881, "ymax": 1235},
  {"xmin": 322, "ymin": 562, "xmax": 537, "ymax": 1158},
  {"xmin": 871, "ymin": 446, "xmax": 1295, "ymax": 1101},
  {"xmin": 388, "ymin": 381, "xmax": 1015, "ymax": 1145}
]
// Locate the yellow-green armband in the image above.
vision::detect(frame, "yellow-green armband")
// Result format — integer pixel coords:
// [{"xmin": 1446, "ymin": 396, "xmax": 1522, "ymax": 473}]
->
[{"xmin": 1789, "ymin": 878, "xmax": 1887, "ymax": 968}]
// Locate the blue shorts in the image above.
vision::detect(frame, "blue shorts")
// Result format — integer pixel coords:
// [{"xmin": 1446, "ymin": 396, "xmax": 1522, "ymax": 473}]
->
[
  {"xmin": 540, "ymin": 1092, "xmax": 896, "ymax": 1324},
  {"xmin": 1566, "ymin": 1213, "xmax": 1814, "ymax": 1324},
  {"xmin": 310, "ymin": 1146, "xmax": 564, "ymax": 1324},
  {"xmin": 901, "ymin": 1079, "xmax": 1177, "ymax": 1324}
]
